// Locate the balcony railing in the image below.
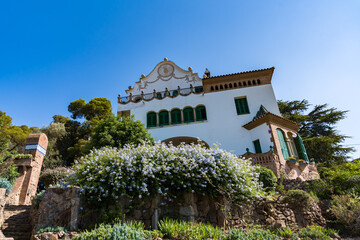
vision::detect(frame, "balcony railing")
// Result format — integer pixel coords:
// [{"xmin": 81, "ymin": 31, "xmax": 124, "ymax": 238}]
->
[
  {"xmin": 118, "ymin": 85, "xmax": 204, "ymax": 104},
  {"xmin": 242, "ymin": 151, "xmax": 279, "ymax": 164}
]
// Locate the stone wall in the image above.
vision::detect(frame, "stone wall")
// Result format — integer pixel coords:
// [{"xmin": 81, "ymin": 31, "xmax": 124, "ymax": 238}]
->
[
  {"xmin": 31, "ymin": 187, "xmax": 81, "ymax": 233},
  {"xmin": 32, "ymin": 187, "xmax": 326, "ymax": 232},
  {"xmin": 0, "ymin": 189, "xmax": 7, "ymax": 228}
]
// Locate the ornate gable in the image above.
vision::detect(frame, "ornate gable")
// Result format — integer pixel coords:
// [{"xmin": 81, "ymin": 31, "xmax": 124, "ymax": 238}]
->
[{"xmin": 126, "ymin": 58, "xmax": 202, "ymax": 95}]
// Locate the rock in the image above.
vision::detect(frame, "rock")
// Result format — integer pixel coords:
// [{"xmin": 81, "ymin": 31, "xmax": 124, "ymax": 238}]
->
[
  {"xmin": 49, "ymin": 233, "xmax": 58, "ymax": 240},
  {"xmin": 274, "ymin": 220, "xmax": 286, "ymax": 229},
  {"xmin": 179, "ymin": 206, "xmax": 195, "ymax": 217},
  {"xmin": 57, "ymin": 231, "xmax": 65, "ymax": 238},
  {"xmin": 331, "ymin": 232, "xmax": 341, "ymax": 239}
]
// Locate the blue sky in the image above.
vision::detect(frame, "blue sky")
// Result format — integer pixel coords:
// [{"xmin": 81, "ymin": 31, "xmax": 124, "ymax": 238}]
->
[{"xmin": 0, "ymin": 1, "xmax": 359, "ymax": 158}]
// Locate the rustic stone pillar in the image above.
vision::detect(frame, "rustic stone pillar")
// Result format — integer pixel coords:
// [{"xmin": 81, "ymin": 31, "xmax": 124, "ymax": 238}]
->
[{"xmin": 8, "ymin": 133, "xmax": 48, "ymax": 205}]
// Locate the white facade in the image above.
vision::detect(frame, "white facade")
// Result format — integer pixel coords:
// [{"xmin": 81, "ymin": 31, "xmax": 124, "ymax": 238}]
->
[{"xmin": 117, "ymin": 59, "xmax": 283, "ymax": 156}]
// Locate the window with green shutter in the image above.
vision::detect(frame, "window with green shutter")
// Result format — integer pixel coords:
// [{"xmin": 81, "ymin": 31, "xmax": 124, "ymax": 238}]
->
[
  {"xmin": 253, "ymin": 139, "xmax": 262, "ymax": 153},
  {"xmin": 159, "ymin": 110, "xmax": 169, "ymax": 126},
  {"xmin": 171, "ymin": 109, "xmax": 181, "ymax": 124},
  {"xmin": 276, "ymin": 128, "xmax": 290, "ymax": 159},
  {"xmin": 234, "ymin": 97, "xmax": 250, "ymax": 115},
  {"xmin": 156, "ymin": 93, "xmax": 162, "ymax": 99},
  {"xmin": 294, "ymin": 134, "xmax": 310, "ymax": 162},
  {"xmin": 183, "ymin": 107, "xmax": 194, "ymax": 123},
  {"xmin": 195, "ymin": 106, "xmax": 207, "ymax": 121},
  {"xmin": 147, "ymin": 112, "xmax": 157, "ymax": 128}
]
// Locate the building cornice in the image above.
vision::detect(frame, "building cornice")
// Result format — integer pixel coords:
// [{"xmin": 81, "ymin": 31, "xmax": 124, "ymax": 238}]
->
[{"xmin": 202, "ymin": 67, "xmax": 275, "ymax": 93}]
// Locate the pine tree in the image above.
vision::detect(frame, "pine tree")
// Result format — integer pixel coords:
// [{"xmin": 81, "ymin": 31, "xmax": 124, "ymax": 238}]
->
[{"xmin": 278, "ymin": 100, "xmax": 353, "ymax": 164}]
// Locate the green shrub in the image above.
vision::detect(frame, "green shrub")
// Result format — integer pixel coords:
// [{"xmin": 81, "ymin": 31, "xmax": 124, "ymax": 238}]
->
[
  {"xmin": 346, "ymin": 175, "xmax": 360, "ymax": 196},
  {"xmin": 33, "ymin": 190, "xmax": 45, "ymax": 210},
  {"xmin": 226, "ymin": 228, "xmax": 279, "ymax": 240},
  {"xmin": 158, "ymin": 218, "xmax": 224, "ymax": 240},
  {"xmin": 70, "ymin": 142, "xmax": 264, "ymax": 204},
  {"xmin": 256, "ymin": 166, "xmax": 277, "ymax": 190},
  {"xmin": 331, "ymin": 195, "xmax": 360, "ymax": 231},
  {"xmin": 308, "ymin": 179, "xmax": 332, "ymax": 200},
  {"xmin": 73, "ymin": 223, "xmax": 146, "ymax": 240},
  {"xmin": 283, "ymin": 189, "xmax": 314, "ymax": 208},
  {"xmin": 297, "ymin": 225, "xmax": 335, "ymax": 240},
  {"xmin": 39, "ymin": 167, "xmax": 69, "ymax": 187},
  {"xmin": 36, "ymin": 226, "xmax": 69, "ymax": 234},
  {"xmin": 277, "ymin": 227, "xmax": 293, "ymax": 238},
  {"xmin": 0, "ymin": 178, "xmax": 12, "ymax": 194}
]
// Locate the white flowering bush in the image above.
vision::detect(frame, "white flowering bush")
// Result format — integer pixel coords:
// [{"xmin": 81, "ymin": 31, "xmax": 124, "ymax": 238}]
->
[{"xmin": 70, "ymin": 142, "xmax": 264, "ymax": 204}]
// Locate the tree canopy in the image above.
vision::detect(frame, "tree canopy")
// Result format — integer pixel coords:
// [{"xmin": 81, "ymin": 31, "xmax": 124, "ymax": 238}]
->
[
  {"xmin": 89, "ymin": 115, "xmax": 154, "ymax": 150},
  {"xmin": 278, "ymin": 99, "xmax": 353, "ymax": 164}
]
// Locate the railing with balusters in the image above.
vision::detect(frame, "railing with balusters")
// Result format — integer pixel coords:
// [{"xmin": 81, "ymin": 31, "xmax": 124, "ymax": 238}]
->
[
  {"xmin": 118, "ymin": 85, "xmax": 204, "ymax": 104},
  {"xmin": 242, "ymin": 151, "xmax": 280, "ymax": 164}
]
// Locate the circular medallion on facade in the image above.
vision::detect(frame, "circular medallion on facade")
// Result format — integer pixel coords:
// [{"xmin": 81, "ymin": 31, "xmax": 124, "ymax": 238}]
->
[{"xmin": 158, "ymin": 63, "xmax": 174, "ymax": 78}]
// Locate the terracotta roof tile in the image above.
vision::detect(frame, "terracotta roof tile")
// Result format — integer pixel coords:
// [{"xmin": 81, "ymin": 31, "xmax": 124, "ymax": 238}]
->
[{"xmin": 203, "ymin": 67, "xmax": 275, "ymax": 80}]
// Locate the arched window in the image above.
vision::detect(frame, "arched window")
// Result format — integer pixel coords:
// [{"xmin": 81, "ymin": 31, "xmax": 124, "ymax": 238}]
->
[
  {"xmin": 224, "ymin": 84, "xmax": 228, "ymax": 89},
  {"xmin": 220, "ymin": 85, "xmax": 224, "ymax": 90},
  {"xmin": 159, "ymin": 110, "xmax": 169, "ymax": 126},
  {"xmin": 257, "ymin": 79, "xmax": 261, "ymax": 84},
  {"xmin": 147, "ymin": 112, "xmax": 157, "ymax": 128},
  {"xmin": 252, "ymin": 80, "xmax": 256, "ymax": 85},
  {"xmin": 276, "ymin": 129, "xmax": 290, "ymax": 159},
  {"xmin": 195, "ymin": 105, "xmax": 207, "ymax": 121},
  {"xmin": 210, "ymin": 86, "xmax": 214, "ymax": 91},
  {"xmin": 229, "ymin": 83, "xmax": 233, "ymax": 88},
  {"xmin": 287, "ymin": 132, "xmax": 298, "ymax": 158},
  {"xmin": 243, "ymin": 81, "xmax": 246, "ymax": 86},
  {"xmin": 215, "ymin": 85, "xmax": 219, "ymax": 90},
  {"xmin": 172, "ymin": 90, "xmax": 178, "ymax": 97},
  {"xmin": 234, "ymin": 83, "xmax": 237, "ymax": 87},
  {"xmin": 248, "ymin": 80, "xmax": 251, "ymax": 86},
  {"xmin": 156, "ymin": 93, "xmax": 162, "ymax": 99},
  {"xmin": 183, "ymin": 107, "xmax": 194, "ymax": 123},
  {"xmin": 171, "ymin": 109, "xmax": 181, "ymax": 124}
]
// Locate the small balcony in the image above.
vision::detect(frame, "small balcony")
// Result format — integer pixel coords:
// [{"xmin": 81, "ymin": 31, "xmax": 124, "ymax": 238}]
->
[{"xmin": 242, "ymin": 151, "xmax": 280, "ymax": 165}]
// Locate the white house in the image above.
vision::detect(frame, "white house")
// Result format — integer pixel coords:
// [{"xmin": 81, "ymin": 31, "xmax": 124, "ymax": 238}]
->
[{"xmin": 117, "ymin": 58, "xmax": 318, "ymax": 179}]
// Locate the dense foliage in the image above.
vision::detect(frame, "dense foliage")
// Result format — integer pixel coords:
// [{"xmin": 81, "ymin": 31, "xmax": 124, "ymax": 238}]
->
[
  {"xmin": 73, "ymin": 222, "xmax": 146, "ymax": 240},
  {"xmin": 282, "ymin": 189, "xmax": 314, "ymax": 209},
  {"xmin": 308, "ymin": 159, "xmax": 360, "ymax": 199},
  {"xmin": 70, "ymin": 142, "xmax": 264, "ymax": 204},
  {"xmin": 278, "ymin": 99, "xmax": 353, "ymax": 164},
  {"xmin": 70, "ymin": 220, "xmax": 338, "ymax": 240},
  {"xmin": 256, "ymin": 166, "xmax": 277, "ymax": 191},
  {"xmin": 89, "ymin": 115, "xmax": 154, "ymax": 150},
  {"xmin": 331, "ymin": 195, "xmax": 360, "ymax": 234},
  {"xmin": 39, "ymin": 167, "xmax": 70, "ymax": 187},
  {"xmin": 0, "ymin": 178, "xmax": 12, "ymax": 194},
  {"xmin": 158, "ymin": 218, "xmax": 223, "ymax": 240}
]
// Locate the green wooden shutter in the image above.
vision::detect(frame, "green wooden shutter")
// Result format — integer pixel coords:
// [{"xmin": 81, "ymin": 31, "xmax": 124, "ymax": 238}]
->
[
  {"xmin": 235, "ymin": 98, "xmax": 250, "ymax": 115},
  {"xmin": 196, "ymin": 106, "xmax": 207, "ymax": 121},
  {"xmin": 295, "ymin": 134, "xmax": 309, "ymax": 162},
  {"xmin": 253, "ymin": 139, "xmax": 262, "ymax": 153},
  {"xmin": 183, "ymin": 107, "xmax": 194, "ymax": 123},
  {"xmin": 276, "ymin": 129, "xmax": 290, "ymax": 159},
  {"xmin": 171, "ymin": 109, "xmax": 181, "ymax": 124},
  {"xmin": 147, "ymin": 112, "xmax": 156, "ymax": 128},
  {"xmin": 159, "ymin": 111, "xmax": 169, "ymax": 126}
]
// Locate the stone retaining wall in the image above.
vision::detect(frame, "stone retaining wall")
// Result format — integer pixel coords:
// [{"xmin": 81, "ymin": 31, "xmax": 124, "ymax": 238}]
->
[{"xmin": 32, "ymin": 187, "xmax": 326, "ymax": 233}]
